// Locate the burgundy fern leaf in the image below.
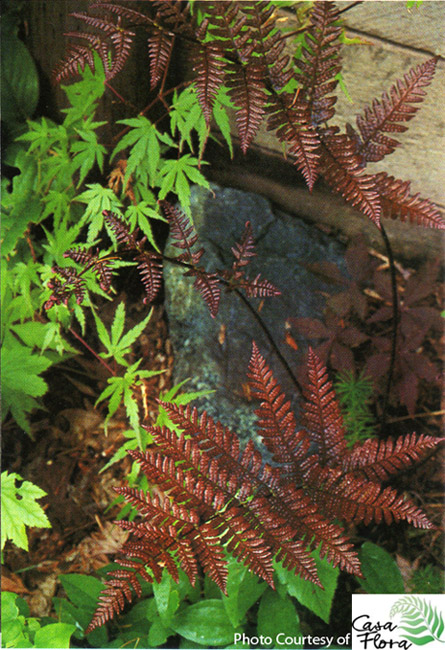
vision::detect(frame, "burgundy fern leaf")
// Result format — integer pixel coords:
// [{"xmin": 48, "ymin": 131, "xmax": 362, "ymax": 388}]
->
[
  {"xmin": 86, "ymin": 347, "xmax": 441, "ymax": 632},
  {"xmin": 303, "ymin": 348, "xmax": 348, "ymax": 465},
  {"xmin": 107, "ymin": 27, "xmax": 135, "ymax": 80},
  {"xmin": 269, "ymin": 482, "xmax": 361, "ymax": 576},
  {"xmin": 215, "ymin": 505, "xmax": 276, "ymax": 586},
  {"xmin": 342, "ymin": 433, "xmax": 445, "ymax": 482},
  {"xmin": 267, "ymin": 95, "xmax": 321, "ymax": 191},
  {"xmin": 65, "ymin": 12, "xmax": 135, "ymax": 81},
  {"xmin": 320, "ymin": 128, "xmax": 381, "ymax": 225},
  {"xmin": 64, "ymin": 247, "xmax": 95, "ymax": 267},
  {"xmin": 136, "ymin": 252, "xmax": 163, "ymax": 304},
  {"xmin": 193, "ymin": 43, "xmax": 226, "ymax": 124},
  {"xmin": 228, "ymin": 62, "xmax": 268, "ymax": 154},
  {"xmin": 89, "ymin": 3, "xmax": 152, "ymax": 27},
  {"xmin": 353, "ymin": 57, "xmax": 437, "ymax": 164},
  {"xmin": 160, "ymin": 201, "xmax": 204, "ymax": 265},
  {"xmin": 205, "ymin": 1, "xmax": 249, "ymax": 53},
  {"xmin": 53, "ymin": 41, "xmax": 97, "ymax": 83},
  {"xmin": 186, "ymin": 268, "xmax": 221, "ymax": 318},
  {"xmin": 190, "ymin": 524, "xmax": 229, "ymax": 592},
  {"xmin": 69, "ymin": 12, "xmax": 120, "ymax": 37},
  {"xmin": 240, "ymin": 275, "xmax": 281, "ymax": 298},
  {"xmin": 148, "ymin": 29, "xmax": 174, "ymax": 89},
  {"xmin": 103, "ymin": 210, "xmax": 140, "ymax": 249},
  {"xmin": 231, "ymin": 221, "xmax": 256, "ymax": 271},
  {"xmin": 373, "ymin": 172, "xmax": 445, "ymax": 229},
  {"xmin": 152, "ymin": 0, "xmax": 193, "ymax": 34},
  {"xmin": 247, "ymin": 342, "xmax": 306, "ymax": 465},
  {"xmin": 295, "ymin": 1, "xmax": 342, "ymax": 125}
]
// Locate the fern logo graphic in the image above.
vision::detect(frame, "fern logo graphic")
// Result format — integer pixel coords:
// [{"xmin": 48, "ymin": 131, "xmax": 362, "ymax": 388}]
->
[{"xmin": 390, "ymin": 596, "xmax": 445, "ymax": 646}]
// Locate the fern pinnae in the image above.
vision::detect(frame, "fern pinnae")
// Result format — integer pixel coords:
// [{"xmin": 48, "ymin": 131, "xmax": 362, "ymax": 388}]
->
[
  {"xmin": 341, "ymin": 432, "xmax": 445, "ymax": 482},
  {"xmin": 354, "ymin": 57, "xmax": 438, "ymax": 164},
  {"xmin": 247, "ymin": 341, "xmax": 300, "ymax": 464},
  {"xmin": 373, "ymin": 172, "xmax": 445, "ymax": 229},
  {"xmin": 228, "ymin": 62, "xmax": 268, "ymax": 154},
  {"xmin": 267, "ymin": 95, "xmax": 320, "ymax": 190},
  {"xmin": 303, "ymin": 348, "xmax": 348, "ymax": 466},
  {"xmin": 295, "ymin": 1, "xmax": 342, "ymax": 126},
  {"xmin": 193, "ymin": 42, "xmax": 227, "ymax": 125},
  {"xmin": 320, "ymin": 128, "xmax": 382, "ymax": 225},
  {"xmin": 148, "ymin": 29, "xmax": 175, "ymax": 89}
]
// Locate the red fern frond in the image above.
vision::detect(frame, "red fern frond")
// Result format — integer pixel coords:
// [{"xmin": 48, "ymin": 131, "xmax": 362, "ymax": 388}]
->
[
  {"xmin": 193, "ymin": 43, "xmax": 226, "ymax": 124},
  {"xmin": 373, "ymin": 172, "xmax": 445, "ymax": 229},
  {"xmin": 320, "ymin": 128, "xmax": 381, "ymax": 225},
  {"xmin": 190, "ymin": 524, "xmax": 229, "ymax": 591},
  {"xmin": 295, "ymin": 1, "xmax": 342, "ymax": 125},
  {"xmin": 160, "ymin": 201, "xmax": 204, "ymax": 265},
  {"xmin": 240, "ymin": 274, "xmax": 281, "ymax": 298},
  {"xmin": 247, "ymin": 342, "xmax": 306, "ymax": 464},
  {"xmin": 267, "ymin": 95, "xmax": 320, "ymax": 190},
  {"xmin": 353, "ymin": 57, "xmax": 437, "ymax": 164},
  {"xmin": 342, "ymin": 433, "xmax": 445, "ymax": 482},
  {"xmin": 205, "ymin": 1, "xmax": 248, "ymax": 53},
  {"xmin": 237, "ymin": 2, "xmax": 291, "ymax": 90},
  {"xmin": 87, "ymin": 344, "xmax": 442, "ymax": 631},
  {"xmin": 303, "ymin": 348, "xmax": 348, "ymax": 466},
  {"xmin": 53, "ymin": 41, "xmax": 98, "ymax": 83},
  {"xmin": 103, "ymin": 210, "xmax": 140, "ymax": 249},
  {"xmin": 64, "ymin": 12, "xmax": 135, "ymax": 81},
  {"xmin": 310, "ymin": 468, "xmax": 434, "ymax": 528},
  {"xmin": 186, "ymin": 268, "xmax": 221, "ymax": 318},
  {"xmin": 89, "ymin": 3, "xmax": 153, "ymax": 27},
  {"xmin": 230, "ymin": 221, "xmax": 256, "ymax": 271},
  {"xmin": 270, "ymin": 483, "xmax": 361, "ymax": 576},
  {"xmin": 148, "ymin": 29, "xmax": 174, "ymax": 89},
  {"xmin": 227, "ymin": 62, "xmax": 268, "ymax": 154},
  {"xmin": 136, "ymin": 252, "xmax": 163, "ymax": 304}
]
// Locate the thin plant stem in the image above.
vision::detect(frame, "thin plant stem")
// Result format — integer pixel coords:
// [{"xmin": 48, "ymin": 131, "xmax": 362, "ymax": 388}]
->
[
  {"xmin": 379, "ymin": 221, "xmax": 398, "ymax": 432},
  {"xmin": 69, "ymin": 327, "xmax": 116, "ymax": 376},
  {"xmin": 161, "ymin": 254, "xmax": 303, "ymax": 395}
]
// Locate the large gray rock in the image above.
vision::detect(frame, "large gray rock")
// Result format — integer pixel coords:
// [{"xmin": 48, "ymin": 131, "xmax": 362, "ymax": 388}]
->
[{"xmin": 164, "ymin": 184, "xmax": 346, "ymax": 450}]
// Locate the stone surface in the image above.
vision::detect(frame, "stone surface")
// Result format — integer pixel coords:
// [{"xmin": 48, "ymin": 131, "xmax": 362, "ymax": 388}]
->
[{"xmin": 164, "ymin": 184, "xmax": 347, "ymax": 450}]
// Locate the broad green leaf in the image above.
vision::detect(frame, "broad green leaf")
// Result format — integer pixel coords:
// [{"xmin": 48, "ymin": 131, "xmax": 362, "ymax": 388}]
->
[
  {"xmin": 1, "ymin": 471, "xmax": 51, "ymax": 551},
  {"xmin": 1, "ymin": 592, "xmax": 32, "ymax": 647},
  {"xmin": 34, "ymin": 623, "xmax": 76, "ymax": 648},
  {"xmin": 171, "ymin": 600, "xmax": 237, "ymax": 646},
  {"xmin": 1, "ymin": 338, "xmax": 54, "ymax": 433},
  {"xmin": 222, "ymin": 556, "xmax": 267, "ymax": 627},
  {"xmin": 1, "ymin": 29, "xmax": 39, "ymax": 123},
  {"xmin": 148, "ymin": 617, "xmax": 171, "ymax": 647},
  {"xmin": 59, "ymin": 574, "xmax": 105, "ymax": 611},
  {"xmin": 274, "ymin": 547, "xmax": 339, "ymax": 623},
  {"xmin": 357, "ymin": 542, "xmax": 404, "ymax": 594},
  {"xmin": 153, "ymin": 570, "xmax": 180, "ymax": 626},
  {"xmin": 257, "ymin": 590, "xmax": 302, "ymax": 648}
]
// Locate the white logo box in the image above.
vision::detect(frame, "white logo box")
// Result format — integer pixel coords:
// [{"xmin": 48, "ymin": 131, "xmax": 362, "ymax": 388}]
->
[{"xmin": 352, "ymin": 594, "xmax": 445, "ymax": 650}]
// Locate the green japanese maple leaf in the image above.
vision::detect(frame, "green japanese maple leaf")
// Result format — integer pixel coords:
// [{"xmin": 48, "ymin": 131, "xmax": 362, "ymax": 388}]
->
[
  {"xmin": 158, "ymin": 154, "xmax": 210, "ymax": 216},
  {"xmin": 1, "ymin": 336, "xmax": 53, "ymax": 433},
  {"xmin": 1, "ymin": 471, "xmax": 51, "ymax": 551}
]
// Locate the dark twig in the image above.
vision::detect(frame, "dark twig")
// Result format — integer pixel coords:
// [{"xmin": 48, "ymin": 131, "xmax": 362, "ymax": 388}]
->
[
  {"xmin": 379, "ymin": 221, "xmax": 399, "ymax": 432},
  {"xmin": 69, "ymin": 327, "xmax": 116, "ymax": 377}
]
